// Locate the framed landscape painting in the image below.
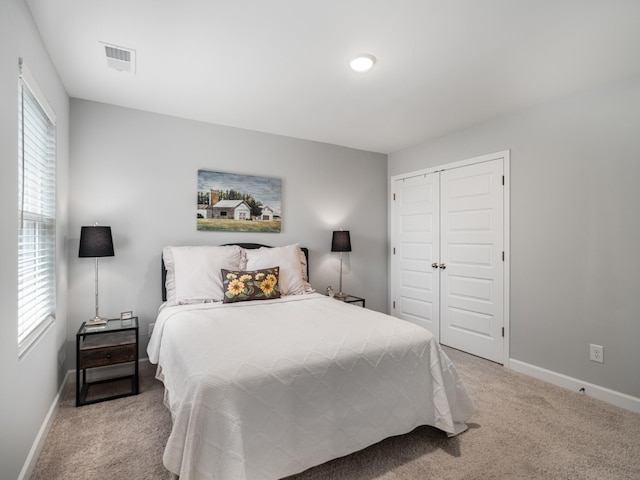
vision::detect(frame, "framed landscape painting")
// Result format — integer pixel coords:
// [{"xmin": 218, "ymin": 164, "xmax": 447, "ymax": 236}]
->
[{"xmin": 197, "ymin": 170, "xmax": 282, "ymax": 232}]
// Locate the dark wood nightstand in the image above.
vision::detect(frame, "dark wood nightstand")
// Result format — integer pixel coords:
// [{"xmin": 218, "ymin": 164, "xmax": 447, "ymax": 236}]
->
[{"xmin": 76, "ymin": 317, "xmax": 139, "ymax": 407}]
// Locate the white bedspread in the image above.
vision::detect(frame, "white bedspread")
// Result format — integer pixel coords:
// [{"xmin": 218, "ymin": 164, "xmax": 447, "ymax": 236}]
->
[{"xmin": 147, "ymin": 293, "xmax": 474, "ymax": 480}]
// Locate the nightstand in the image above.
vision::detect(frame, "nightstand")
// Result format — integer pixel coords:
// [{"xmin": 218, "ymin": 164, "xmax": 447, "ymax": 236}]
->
[
  {"xmin": 334, "ymin": 294, "xmax": 365, "ymax": 308},
  {"xmin": 76, "ymin": 317, "xmax": 139, "ymax": 407}
]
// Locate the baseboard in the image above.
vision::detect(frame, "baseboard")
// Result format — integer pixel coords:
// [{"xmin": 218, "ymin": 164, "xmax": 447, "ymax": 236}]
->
[
  {"xmin": 18, "ymin": 369, "xmax": 72, "ymax": 480},
  {"xmin": 509, "ymin": 358, "xmax": 640, "ymax": 414},
  {"xmin": 18, "ymin": 358, "xmax": 151, "ymax": 479}
]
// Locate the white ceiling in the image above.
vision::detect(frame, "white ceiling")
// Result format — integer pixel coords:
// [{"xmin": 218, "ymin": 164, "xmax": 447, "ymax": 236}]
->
[{"xmin": 26, "ymin": 0, "xmax": 640, "ymax": 154}]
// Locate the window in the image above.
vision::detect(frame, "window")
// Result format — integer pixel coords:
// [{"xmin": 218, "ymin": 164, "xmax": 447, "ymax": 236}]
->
[{"xmin": 17, "ymin": 60, "xmax": 57, "ymax": 357}]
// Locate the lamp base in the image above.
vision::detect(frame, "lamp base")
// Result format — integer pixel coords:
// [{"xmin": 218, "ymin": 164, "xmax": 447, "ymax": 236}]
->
[
  {"xmin": 334, "ymin": 292, "xmax": 348, "ymax": 300},
  {"xmin": 86, "ymin": 316, "xmax": 108, "ymax": 326}
]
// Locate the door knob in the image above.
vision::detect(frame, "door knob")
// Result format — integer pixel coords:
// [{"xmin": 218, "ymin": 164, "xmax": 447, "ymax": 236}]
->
[
  {"xmin": 431, "ymin": 263, "xmax": 439, "ymax": 269},
  {"xmin": 439, "ymin": 263, "xmax": 447, "ymax": 269}
]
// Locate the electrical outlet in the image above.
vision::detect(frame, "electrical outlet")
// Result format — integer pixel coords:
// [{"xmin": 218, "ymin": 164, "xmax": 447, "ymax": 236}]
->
[
  {"xmin": 148, "ymin": 323, "xmax": 155, "ymax": 336},
  {"xmin": 590, "ymin": 344, "xmax": 604, "ymax": 363}
]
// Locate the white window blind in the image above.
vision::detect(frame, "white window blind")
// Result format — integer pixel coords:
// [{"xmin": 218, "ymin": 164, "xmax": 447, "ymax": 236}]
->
[{"xmin": 18, "ymin": 60, "xmax": 57, "ymax": 357}]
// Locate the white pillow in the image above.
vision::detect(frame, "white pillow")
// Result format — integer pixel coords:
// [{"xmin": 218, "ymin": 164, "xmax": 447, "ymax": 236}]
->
[
  {"xmin": 298, "ymin": 248, "xmax": 310, "ymax": 282},
  {"xmin": 163, "ymin": 245, "xmax": 244, "ymax": 305},
  {"xmin": 244, "ymin": 244, "xmax": 310, "ymax": 295},
  {"xmin": 296, "ymin": 247, "xmax": 314, "ymax": 292}
]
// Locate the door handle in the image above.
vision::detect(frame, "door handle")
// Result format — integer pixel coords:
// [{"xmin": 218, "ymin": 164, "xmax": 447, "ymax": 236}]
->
[
  {"xmin": 431, "ymin": 263, "xmax": 439, "ymax": 269},
  {"xmin": 439, "ymin": 263, "xmax": 447, "ymax": 270}
]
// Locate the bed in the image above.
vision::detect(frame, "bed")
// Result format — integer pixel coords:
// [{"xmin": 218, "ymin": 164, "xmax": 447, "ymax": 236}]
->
[{"xmin": 148, "ymin": 243, "xmax": 474, "ymax": 480}]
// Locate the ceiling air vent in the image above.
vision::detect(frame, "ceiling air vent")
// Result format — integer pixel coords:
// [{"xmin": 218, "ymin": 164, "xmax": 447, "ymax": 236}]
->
[{"xmin": 102, "ymin": 43, "xmax": 136, "ymax": 73}]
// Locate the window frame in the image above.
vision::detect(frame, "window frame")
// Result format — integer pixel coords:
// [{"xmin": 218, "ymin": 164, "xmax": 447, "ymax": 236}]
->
[{"xmin": 17, "ymin": 59, "xmax": 57, "ymax": 358}]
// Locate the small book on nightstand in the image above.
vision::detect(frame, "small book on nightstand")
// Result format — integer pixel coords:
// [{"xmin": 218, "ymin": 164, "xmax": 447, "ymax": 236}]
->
[
  {"xmin": 84, "ymin": 324, "xmax": 107, "ymax": 332},
  {"xmin": 86, "ymin": 318, "xmax": 108, "ymax": 326}
]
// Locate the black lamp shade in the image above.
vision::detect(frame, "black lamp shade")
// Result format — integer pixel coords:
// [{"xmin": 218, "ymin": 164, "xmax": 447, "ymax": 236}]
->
[
  {"xmin": 78, "ymin": 226, "xmax": 115, "ymax": 258},
  {"xmin": 331, "ymin": 230, "xmax": 352, "ymax": 252}
]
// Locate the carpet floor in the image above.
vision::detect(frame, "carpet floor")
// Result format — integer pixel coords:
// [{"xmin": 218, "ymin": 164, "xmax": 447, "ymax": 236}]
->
[{"xmin": 31, "ymin": 347, "xmax": 640, "ymax": 479}]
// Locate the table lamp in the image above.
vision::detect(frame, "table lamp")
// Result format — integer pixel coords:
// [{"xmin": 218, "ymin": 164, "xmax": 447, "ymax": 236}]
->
[
  {"xmin": 331, "ymin": 230, "xmax": 351, "ymax": 299},
  {"xmin": 79, "ymin": 225, "xmax": 114, "ymax": 325}
]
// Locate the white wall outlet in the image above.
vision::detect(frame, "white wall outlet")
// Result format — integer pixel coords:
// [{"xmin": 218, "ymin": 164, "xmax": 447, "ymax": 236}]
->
[
  {"xmin": 590, "ymin": 344, "xmax": 604, "ymax": 363},
  {"xmin": 148, "ymin": 323, "xmax": 155, "ymax": 336}
]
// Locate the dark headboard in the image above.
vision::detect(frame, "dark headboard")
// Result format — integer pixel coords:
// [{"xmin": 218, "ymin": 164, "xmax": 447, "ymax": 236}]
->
[{"xmin": 161, "ymin": 243, "xmax": 310, "ymax": 301}]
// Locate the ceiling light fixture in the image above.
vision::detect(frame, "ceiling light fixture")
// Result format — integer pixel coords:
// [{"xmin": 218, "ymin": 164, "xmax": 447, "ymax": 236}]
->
[{"xmin": 349, "ymin": 53, "xmax": 376, "ymax": 73}]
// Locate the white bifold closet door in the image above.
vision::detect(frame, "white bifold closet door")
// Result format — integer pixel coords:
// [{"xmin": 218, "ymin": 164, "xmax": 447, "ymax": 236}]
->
[
  {"xmin": 391, "ymin": 158, "xmax": 505, "ymax": 364},
  {"xmin": 391, "ymin": 172, "xmax": 441, "ymax": 339}
]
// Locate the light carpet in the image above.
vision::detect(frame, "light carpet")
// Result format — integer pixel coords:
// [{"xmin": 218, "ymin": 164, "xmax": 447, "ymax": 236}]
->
[{"xmin": 31, "ymin": 347, "xmax": 640, "ymax": 479}]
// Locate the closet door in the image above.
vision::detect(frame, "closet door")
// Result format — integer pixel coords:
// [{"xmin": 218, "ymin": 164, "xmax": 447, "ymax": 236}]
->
[
  {"xmin": 391, "ymin": 173, "xmax": 440, "ymax": 338},
  {"xmin": 439, "ymin": 159, "xmax": 504, "ymax": 363}
]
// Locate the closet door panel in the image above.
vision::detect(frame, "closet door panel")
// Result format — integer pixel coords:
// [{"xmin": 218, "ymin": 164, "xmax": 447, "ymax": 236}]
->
[
  {"xmin": 391, "ymin": 174, "xmax": 440, "ymax": 338},
  {"xmin": 440, "ymin": 159, "xmax": 504, "ymax": 363}
]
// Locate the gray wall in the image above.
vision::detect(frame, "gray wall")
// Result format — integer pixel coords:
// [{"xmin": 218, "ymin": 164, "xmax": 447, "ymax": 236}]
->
[
  {"xmin": 0, "ymin": 0, "xmax": 70, "ymax": 478},
  {"xmin": 68, "ymin": 99, "xmax": 388, "ymax": 359},
  {"xmin": 389, "ymin": 78, "xmax": 640, "ymax": 399}
]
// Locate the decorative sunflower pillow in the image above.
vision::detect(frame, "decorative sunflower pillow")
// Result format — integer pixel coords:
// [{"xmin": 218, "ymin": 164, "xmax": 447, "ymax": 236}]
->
[{"xmin": 221, "ymin": 267, "xmax": 281, "ymax": 303}]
